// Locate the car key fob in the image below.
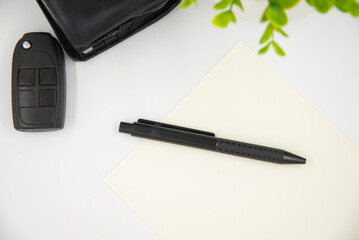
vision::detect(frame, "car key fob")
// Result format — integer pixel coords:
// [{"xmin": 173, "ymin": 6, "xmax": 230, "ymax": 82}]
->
[{"xmin": 12, "ymin": 32, "xmax": 65, "ymax": 131}]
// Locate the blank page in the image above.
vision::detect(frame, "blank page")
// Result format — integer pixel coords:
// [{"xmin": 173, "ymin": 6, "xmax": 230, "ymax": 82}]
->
[{"xmin": 106, "ymin": 42, "xmax": 359, "ymax": 240}]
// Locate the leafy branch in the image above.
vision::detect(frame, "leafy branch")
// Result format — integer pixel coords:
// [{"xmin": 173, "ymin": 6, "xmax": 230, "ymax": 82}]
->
[{"xmin": 179, "ymin": 0, "xmax": 359, "ymax": 56}]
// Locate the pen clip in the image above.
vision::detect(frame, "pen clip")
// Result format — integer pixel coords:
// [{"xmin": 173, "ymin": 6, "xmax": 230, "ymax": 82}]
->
[{"xmin": 137, "ymin": 119, "xmax": 215, "ymax": 137}]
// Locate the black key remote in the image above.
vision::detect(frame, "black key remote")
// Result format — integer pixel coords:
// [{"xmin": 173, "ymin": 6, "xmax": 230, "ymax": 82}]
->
[{"xmin": 12, "ymin": 33, "xmax": 65, "ymax": 131}]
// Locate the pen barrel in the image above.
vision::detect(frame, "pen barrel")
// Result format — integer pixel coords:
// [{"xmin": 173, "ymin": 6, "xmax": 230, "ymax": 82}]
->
[
  {"xmin": 131, "ymin": 122, "xmax": 218, "ymax": 150},
  {"xmin": 120, "ymin": 121, "xmax": 305, "ymax": 164},
  {"xmin": 216, "ymin": 138, "xmax": 286, "ymax": 164}
]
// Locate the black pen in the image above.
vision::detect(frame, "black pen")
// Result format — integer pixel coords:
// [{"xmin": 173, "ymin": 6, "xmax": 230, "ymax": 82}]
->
[{"xmin": 119, "ymin": 119, "xmax": 306, "ymax": 164}]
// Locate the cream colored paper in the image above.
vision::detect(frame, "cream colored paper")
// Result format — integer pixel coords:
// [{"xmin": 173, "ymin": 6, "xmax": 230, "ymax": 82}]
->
[{"xmin": 106, "ymin": 42, "xmax": 359, "ymax": 240}]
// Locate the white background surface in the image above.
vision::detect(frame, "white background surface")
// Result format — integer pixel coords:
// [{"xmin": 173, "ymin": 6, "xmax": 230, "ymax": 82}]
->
[{"xmin": 0, "ymin": 1, "xmax": 358, "ymax": 239}]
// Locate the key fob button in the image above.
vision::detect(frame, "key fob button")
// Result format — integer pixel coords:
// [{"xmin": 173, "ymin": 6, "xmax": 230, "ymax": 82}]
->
[
  {"xmin": 18, "ymin": 91, "xmax": 35, "ymax": 107},
  {"xmin": 39, "ymin": 68, "xmax": 57, "ymax": 86},
  {"xmin": 19, "ymin": 108, "xmax": 56, "ymax": 125},
  {"xmin": 18, "ymin": 68, "xmax": 35, "ymax": 86},
  {"xmin": 20, "ymin": 51, "xmax": 55, "ymax": 68},
  {"xmin": 39, "ymin": 89, "xmax": 56, "ymax": 107}
]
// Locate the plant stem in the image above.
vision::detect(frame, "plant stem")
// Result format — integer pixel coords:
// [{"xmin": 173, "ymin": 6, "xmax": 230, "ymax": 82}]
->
[{"xmin": 230, "ymin": 2, "xmax": 234, "ymax": 10}]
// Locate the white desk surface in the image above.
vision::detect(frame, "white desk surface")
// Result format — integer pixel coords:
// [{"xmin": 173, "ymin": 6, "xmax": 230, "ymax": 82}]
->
[{"xmin": 1, "ymin": 1, "xmax": 358, "ymax": 240}]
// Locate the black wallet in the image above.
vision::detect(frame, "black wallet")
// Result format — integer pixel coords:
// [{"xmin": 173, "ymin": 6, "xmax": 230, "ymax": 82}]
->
[{"xmin": 36, "ymin": 0, "xmax": 180, "ymax": 61}]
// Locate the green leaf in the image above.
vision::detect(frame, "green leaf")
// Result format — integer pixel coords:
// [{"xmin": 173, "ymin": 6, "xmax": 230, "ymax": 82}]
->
[
  {"xmin": 267, "ymin": 3, "xmax": 288, "ymax": 28},
  {"xmin": 349, "ymin": 3, "xmax": 359, "ymax": 17},
  {"xmin": 269, "ymin": 0, "xmax": 300, "ymax": 9},
  {"xmin": 258, "ymin": 43, "xmax": 271, "ymax": 55},
  {"xmin": 272, "ymin": 41, "xmax": 286, "ymax": 56},
  {"xmin": 212, "ymin": 10, "xmax": 237, "ymax": 28},
  {"xmin": 312, "ymin": 0, "xmax": 335, "ymax": 13},
  {"xmin": 214, "ymin": 0, "xmax": 232, "ymax": 10},
  {"xmin": 260, "ymin": 7, "xmax": 269, "ymax": 22},
  {"xmin": 179, "ymin": 0, "xmax": 197, "ymax": 8},
  {"xmin": 233, "ymin": 0, "xmax": 244, "ymax": 11},
  {"xmin": 335, "ymin": 0, "xmax": 352, "ymax": 12},
  {"xmin": 275, "ymin": 28, "xmax": 289, "ymax": 37},
  {"xmin": 229, "ymin": 11, "xmax": 237, "ymax": 23},
  {"xmin": 260, "ymin": 24, "xmax": 273, "ymax": 44}
]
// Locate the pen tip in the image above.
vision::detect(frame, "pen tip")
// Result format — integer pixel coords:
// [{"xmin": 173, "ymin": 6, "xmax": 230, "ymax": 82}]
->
[{"xmin": 283, "ymin": 152, "xmax": 306, "ymax": 164}]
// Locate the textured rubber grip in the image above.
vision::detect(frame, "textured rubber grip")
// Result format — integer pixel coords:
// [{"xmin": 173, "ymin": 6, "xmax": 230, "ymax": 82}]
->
[{"xmin": 216, "ymin": 138, "xmax": 285, "ymax": 163}]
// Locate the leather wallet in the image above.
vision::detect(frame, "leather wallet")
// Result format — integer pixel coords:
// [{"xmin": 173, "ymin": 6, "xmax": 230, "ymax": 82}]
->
[{"xmin": 36, "ymin": 0, "xmax": 180, "ymax": 61}]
